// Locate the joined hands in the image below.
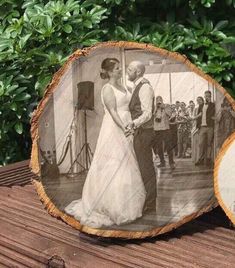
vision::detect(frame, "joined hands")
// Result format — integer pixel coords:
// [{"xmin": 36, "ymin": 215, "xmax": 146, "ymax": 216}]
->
[{"xmin": 124, "ymin": 122, "xmax": 136, "ymax": 137}]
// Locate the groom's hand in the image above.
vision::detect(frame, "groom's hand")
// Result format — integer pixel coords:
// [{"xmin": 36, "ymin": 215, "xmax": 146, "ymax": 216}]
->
[
  {"xmin": 125, "ymin": 122, "xmax": 135, "ymax": 137},
  {"xmin": 126, "ymin": 122, "xmax": 135, "ymax": 130},
  {"xmin": 125, "ymin": 128, "xmax": 135, "ymax": 137}
]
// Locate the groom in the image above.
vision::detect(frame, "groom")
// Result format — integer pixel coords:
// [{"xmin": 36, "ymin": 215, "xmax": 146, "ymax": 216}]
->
[{"xmin": 126, "ymin": 61, "xmax": 157, "ymax": 213}]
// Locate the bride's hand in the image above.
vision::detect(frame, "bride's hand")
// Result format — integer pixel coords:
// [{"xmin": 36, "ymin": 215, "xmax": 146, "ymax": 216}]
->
[
  {"xmin": 126, "ymin": 122, "xmax": 134, "ymax": 130},
  {"xmin": 124, "ymin": 127, "xmax": 133, "ymax": 137},
  {"xmin": 124, "ymin": 128, "xmax": 131, "ymax": 137}
]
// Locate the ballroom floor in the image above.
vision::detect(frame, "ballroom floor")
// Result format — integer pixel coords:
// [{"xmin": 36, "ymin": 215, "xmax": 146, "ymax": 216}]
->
[{"xmin": 41, "ymin": 158, "xmax": 215, "ymax": 231}]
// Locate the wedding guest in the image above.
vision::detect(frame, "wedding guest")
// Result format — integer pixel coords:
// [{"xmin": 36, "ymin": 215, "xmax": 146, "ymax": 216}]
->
[
  {"xmin": 153, "ymin": 96, "xmax": 175, "ymax": 169},
  {"xmin": 186, "ymin": 100, "xmax": 196, "ymax": 156},
  {"xmin": 175, "ymin": 100, "xmax": 181, "ymax": 115},
  {"xmin": 187, "ymin": 100, "xmax": 195, "ymax": 118},
  {"xmin": 217, "ymin": 97, "xmax": 235, "ymax": 148},
  {"xmin": 195, "ymin": 90, "xmax": 215, "ymax": 167},
  {"xmin": 190, "ymin": 96, "xmax": 204, "ymax": 163},
  {"xmin": 194, "ymin": 96, "xmax": 204, "ymax": 130},
  {"xmin": 169, "ymin": 104, "xmax": 178, "ymax": 157},
  {"xmin": 175, "ymin": 101, "xmax": 181, "ymax": 151},
  {"xmin": 177, "ymin": 102, "xmax": 191, "ymax": 158}
]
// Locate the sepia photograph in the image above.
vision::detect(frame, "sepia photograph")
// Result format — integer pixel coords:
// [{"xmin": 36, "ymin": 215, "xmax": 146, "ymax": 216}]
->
[
  {"xmin": 1, "ymin": 0, "xmax": 235, "ymax": 264},
  {"xmin": 36, "ymin": 44, "xmax": 235, "ymax": 233}
]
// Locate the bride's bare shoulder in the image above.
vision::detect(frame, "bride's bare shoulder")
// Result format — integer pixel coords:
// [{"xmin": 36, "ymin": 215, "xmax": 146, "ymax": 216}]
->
[
  {"xmin": 102, "ymin": 84, "xmax": 115, "ymax": 102},
  {"xmin": 102, "ymin": 83, "xmax": 114, "ymax": 93}
]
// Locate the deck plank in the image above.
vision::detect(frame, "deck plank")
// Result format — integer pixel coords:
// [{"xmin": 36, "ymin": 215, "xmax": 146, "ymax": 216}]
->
[{"xmin": 0, "ymin": 160, "xmax": 234, "ymax": 267}]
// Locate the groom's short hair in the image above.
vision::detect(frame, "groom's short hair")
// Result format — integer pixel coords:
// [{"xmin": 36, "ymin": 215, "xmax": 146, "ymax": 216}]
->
[{"xmin": 129, "ymin": 61, "xmax": 145, "ymax": 76}]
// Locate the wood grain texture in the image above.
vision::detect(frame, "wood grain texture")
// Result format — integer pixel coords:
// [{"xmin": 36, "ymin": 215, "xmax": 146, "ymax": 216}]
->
[
  {"xmin": 214, "ymin": 131, "xmax": 235, "ymax": 225},
  {"xmin": 30, "ymin": 41, "xmax": 235, "ymax": 238},
  {"xmin": 0, "ymin": 174, "xmax": 234, "ymax": 267}
]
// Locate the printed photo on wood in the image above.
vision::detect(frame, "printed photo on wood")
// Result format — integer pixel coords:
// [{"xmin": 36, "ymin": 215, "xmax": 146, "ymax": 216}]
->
[
  {"xmin": 30, "ymin": 42, "xmax": 235, "ymax": 238},
  {"xmin": 214, "ymin": 132, "xmax": 235, "ymax": 225}
]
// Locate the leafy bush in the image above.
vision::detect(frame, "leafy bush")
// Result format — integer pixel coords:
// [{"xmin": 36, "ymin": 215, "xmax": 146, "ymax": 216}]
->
[{"xmin": 0, "ymin": 0, "xmax": 234, "ymax": 165}]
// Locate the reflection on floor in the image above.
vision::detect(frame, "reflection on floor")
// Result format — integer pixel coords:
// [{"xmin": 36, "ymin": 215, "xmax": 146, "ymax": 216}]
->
[{"xmin": 41, "ymin": 158, "xmax": 215, "ymax": 231}]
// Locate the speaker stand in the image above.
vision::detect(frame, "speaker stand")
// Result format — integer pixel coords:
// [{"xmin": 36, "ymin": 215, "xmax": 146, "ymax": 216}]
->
[{"xmin": 67, "ymin": 110, "xmax": 93, "ymax": 177}]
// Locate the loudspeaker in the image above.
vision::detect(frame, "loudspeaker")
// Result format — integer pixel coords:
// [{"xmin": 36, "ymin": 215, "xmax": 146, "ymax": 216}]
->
[{"xmin": 77, "ymin": 81, "xmax": 94, "ymax": 110}]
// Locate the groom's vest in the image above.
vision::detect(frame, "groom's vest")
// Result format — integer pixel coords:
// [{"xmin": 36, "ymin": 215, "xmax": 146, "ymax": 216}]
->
[{"xmin": 129, "ymin": 80, "xmax": 154, "ymax": 129}]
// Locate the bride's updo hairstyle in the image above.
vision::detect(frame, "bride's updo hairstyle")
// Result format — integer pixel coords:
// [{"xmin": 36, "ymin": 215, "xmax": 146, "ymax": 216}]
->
[{"xmin": 100, "ymin": 58, "xmax": 120, "ymax": 79}]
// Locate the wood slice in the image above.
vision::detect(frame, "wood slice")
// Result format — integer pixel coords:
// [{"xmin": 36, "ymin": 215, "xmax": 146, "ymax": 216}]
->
[
  {"xmin": 214, "ymin": 131, "xmax": 235, "ymax": 225},
  {"xmin": 30, "ymin": 41, "xmax": 235, "ymax": 238}
]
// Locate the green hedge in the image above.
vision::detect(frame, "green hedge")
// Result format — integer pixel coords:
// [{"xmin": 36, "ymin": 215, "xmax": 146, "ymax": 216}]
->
[{"xmin": 0, "ymin": 0, "xmax": 234, "ymax": 165}]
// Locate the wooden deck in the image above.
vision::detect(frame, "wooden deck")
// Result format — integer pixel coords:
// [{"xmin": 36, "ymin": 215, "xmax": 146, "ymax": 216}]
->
[
  {"xmin": 0, "ymin": 160, "xmax": 234, "ymax": 267},
  {"xmin": 41, "ymin": 158, "xmax": 215, "ymax": 231}
]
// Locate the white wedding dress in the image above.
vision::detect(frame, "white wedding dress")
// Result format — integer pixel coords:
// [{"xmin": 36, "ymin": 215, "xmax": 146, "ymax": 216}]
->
[{"xmin": 64, "ymin": 83, "xmax": 146, "ymax": 228}]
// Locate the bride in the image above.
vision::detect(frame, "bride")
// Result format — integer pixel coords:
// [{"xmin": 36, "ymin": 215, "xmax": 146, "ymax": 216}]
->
[{"xmin": 64, "ymin": 58, "xmax": 146, "ymax": 228}]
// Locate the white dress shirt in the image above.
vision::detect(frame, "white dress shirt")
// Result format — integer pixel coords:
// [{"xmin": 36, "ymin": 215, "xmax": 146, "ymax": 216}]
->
[
  {"xmin": 132, "ymin": 77, "xmax": 154, "ymax": 128},
  {"xmin": 201, "ymin": 103, "xmax": 208, "ymax": 126}
]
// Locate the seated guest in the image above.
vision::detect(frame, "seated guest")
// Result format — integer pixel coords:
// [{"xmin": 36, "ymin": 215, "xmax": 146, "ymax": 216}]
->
[{"xmin": 153, "ymin": 96, "xmax": 175, "ymax": 169}]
